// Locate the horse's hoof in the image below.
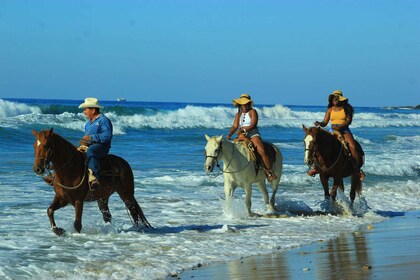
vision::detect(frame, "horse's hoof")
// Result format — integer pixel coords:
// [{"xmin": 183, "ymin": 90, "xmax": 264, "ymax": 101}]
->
[{"xmin": 52, "ymin": 227, "xmax": 65, "ymax": 236}]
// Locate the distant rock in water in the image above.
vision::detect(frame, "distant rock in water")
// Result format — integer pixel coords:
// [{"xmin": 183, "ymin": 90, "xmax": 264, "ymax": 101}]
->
[{"xmin": 385, "ymin": 105, "xmax": 420, "ymax": 110}]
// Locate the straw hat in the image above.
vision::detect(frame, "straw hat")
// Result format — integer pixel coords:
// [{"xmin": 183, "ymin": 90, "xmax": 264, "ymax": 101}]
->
[
  {"xmin": 78, "ymin": 97, "xmax": 103, "ymax": 109},
  {"xmin": 328, "ymin": 90, "xmax": 348, "ymax": 103},
  {"xmin": 232, "ymin": 93, "xmax": 254, "ymax": 107}
]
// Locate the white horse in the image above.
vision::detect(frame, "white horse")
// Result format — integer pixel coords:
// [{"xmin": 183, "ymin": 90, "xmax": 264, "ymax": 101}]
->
[{"xmin": 204, "ymin": 135, "xmax": 283, "ymax": 216}]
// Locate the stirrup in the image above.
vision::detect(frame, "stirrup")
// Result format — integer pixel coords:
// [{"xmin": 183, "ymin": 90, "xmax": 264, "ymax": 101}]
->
[
  {"xmin": 265, "ymin": 170, "xmax": 277, "ymax": 182},
  {"xmin": 89, "ymin": 179, "xmax": 101, "ymax": 191}
]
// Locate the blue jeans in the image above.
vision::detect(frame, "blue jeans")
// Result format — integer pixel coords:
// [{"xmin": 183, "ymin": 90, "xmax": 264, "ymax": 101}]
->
[
  {"xmin": 329, "ymin": 125, "xmax": 351, "ymax": 134},
  {"xmin": 86, "ymin": 143, "xmax": 110, "ymax": 178}
]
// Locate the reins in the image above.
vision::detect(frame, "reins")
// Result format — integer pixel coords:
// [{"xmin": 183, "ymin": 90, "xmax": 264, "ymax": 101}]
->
[
  {"xmin": 310, "ymin": 131, "xmax": 344, "ymax": 173},
  {"xmin": 38, "ymin": 134, "xmax": 87, "ymax": 190},
  {"xmin": 206, "ymin": 140, "xmax": 252, "ymax": 178}
]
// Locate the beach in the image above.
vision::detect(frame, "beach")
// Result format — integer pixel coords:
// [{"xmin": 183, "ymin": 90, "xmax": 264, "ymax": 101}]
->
[
  {"xmin": 1, "ymin": 99, "xmax": 419, "ymax": 279},
  {"xmin": 172, "ymin": 211, "xmax": 420, "ymax": 280}
]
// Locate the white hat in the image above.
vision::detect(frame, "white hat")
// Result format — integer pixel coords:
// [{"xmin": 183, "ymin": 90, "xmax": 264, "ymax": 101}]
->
[{"xmin": 78, "ymin": 97, "xmax": 102, "ymax": 109}]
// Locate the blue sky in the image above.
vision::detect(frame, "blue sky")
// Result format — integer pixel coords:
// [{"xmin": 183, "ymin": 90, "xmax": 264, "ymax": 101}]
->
[{"xmin": 0, "ymin": 0, "xmax": 419, "ymax": 107}]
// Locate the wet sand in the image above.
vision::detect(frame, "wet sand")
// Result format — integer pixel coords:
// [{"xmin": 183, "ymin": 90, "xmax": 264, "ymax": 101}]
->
[{"xmin": 169, "ymin": 211, "xmax": 420, "ymax": 280}]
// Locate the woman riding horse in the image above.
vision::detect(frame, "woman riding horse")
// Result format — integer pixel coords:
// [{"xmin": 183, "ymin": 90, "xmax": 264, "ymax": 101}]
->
[
  {"xmin": 227, "ymin": 93, "xmax": 277, "ymax": 182},
  {"xmin": 308, "ymin": 90, "xmax": 364, "ymax": 180}
]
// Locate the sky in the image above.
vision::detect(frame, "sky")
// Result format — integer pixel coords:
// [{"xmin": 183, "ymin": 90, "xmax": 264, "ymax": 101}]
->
[{"xmin": 0, "ymin": 0, "xmax": 419, "ymax": 107}]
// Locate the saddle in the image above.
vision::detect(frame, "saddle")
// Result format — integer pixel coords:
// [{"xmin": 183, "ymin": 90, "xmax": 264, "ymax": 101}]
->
[
  {"xmin": 240, "ymin": 139, "xmax": 277, "ymax": 174},
  {"xmin": 331, "ymin": 131, "xmax": 365, "ymax": 167}
]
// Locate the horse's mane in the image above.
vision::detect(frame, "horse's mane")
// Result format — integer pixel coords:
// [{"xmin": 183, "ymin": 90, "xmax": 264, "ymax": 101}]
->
[
  {"xmin": 313, "ymin": 127, "xmax": 341, "ymax": 151},
  {"xmin": 221, "ymin": 139, "xmax": 251, "ymax": 161},
  {"xmin": 51, "ymin": 132, "xmax": 77, "ymax": 151}
]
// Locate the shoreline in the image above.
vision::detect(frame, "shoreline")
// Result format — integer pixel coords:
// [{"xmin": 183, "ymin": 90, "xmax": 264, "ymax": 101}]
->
[{"xmin": 169, "ymin": 211, "xmax": 420, "ymax": 280}]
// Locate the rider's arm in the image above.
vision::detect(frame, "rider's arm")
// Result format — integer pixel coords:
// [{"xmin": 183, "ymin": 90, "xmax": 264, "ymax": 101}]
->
[
  {"xmin": 227, "ymin": 113, "xmax": 240, "ymax": 140},
  {"xmin": 89, "ymin": 116, "xmax": 113, "ymax": 144},
  {"xmin": 315, "ymin": 108, "xmax": 331, "ymax": 127}
]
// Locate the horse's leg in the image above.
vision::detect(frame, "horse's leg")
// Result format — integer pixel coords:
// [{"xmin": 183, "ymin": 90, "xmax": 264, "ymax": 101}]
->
[
  {"xmin": 244, "ymin": 184, "xmax": 253, "ymax": 216},
  {"xmin": 350, "ymin": 174, "xmax": 361, "ymax": 206},
  {"xmin": 98, "ymin": 197, "xmax": 112, "ymax": 224},
  {"xmin": 268, "ymin": 175, "xmax": 281, "ymax": 212},
  {"xmin": 256, "ymin": 181, "xmax": 270, "ymax": 210},
  {"xmin": 74, "ymin": 200, "xmax": 84, "ymax": 233},
  {"xmin": 330, "ymin": 177, "xmax": 343, "ymax": 201},
  {"xmin": 319, "ymin": 174, "xmax": 330, "ymax": 199},
  {"xmin": 47, "ymin": 195, "xmax": 68, "ymax": 236},
  {"xmin": 224, "ymin": 180, "xmax": 234, "ymax": 210}
]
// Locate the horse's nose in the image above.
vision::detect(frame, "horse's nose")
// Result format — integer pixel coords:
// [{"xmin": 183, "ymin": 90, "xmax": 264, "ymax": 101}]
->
[
  {"xmin": 204, "ymin": 164, "xmax": 213, "ymax": 173},
  {"xmin": 34, "ymin": 166, "xmax": 44, "ymax": 175}
]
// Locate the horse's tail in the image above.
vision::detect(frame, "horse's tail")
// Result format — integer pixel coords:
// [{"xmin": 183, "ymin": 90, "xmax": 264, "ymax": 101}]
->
[
  {"xmin": 125, "ymin": 197, "xmax": 153, "ymax": 229},
  {"xmin": 134, "ymin": 198, "xmax": 153, "ymax": 228}
]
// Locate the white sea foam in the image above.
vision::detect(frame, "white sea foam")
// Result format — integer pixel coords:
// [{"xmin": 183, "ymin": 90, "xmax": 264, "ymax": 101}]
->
[
  {"xmin": 0, "ymin": 99, "xmax": 41, "ymax": 118},
  {"xmin": 2, "ymin": 100, "xmax": 419, "ymax": 131},
  {"xmin": 0, "ymin": 99, "xmax": 419, "ymax": 280}
]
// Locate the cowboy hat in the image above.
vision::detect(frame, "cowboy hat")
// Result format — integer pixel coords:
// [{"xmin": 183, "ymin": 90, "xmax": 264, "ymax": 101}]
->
[
  {"xmin": 328, "ymin": 90, "xmax": 348, "ymax": 103},
  {"xmin": 232, "ymin": 93, "xmax": 254, "ymax": 107},
  {"xmin": 78, "ymin": 97, "xmax": 103, "ymax": 109}
]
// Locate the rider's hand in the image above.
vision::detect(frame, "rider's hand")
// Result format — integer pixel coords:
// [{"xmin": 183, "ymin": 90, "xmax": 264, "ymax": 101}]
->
[
  {"xmin": 227, "ymin": 134, "xmax": 232, "ymax": 140},
  {"xmin": 83, "ymin": 135, "xmax": 90, "ymax": 141}
]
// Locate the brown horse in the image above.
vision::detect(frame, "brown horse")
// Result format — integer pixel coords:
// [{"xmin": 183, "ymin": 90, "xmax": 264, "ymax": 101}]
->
[
  {"xmin": 32, "ymin": 128, "xmax": 152, "ymax": 236},
  {"xmin": 302, "ymin": 125, "xmax": 364, "ymax": 204}
]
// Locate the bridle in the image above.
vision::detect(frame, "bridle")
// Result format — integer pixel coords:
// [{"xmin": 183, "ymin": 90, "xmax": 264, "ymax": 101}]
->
[
  {"xmin": 205, "ymin": 140, "xmax": 251, "ymax": 178},
  {"xmin": 305, "ymin": 130, "xmax": 344, "ymax": 173},
  {"xmin": 35, "ymin": 133, "xmax": 87, "ymax": 189}
]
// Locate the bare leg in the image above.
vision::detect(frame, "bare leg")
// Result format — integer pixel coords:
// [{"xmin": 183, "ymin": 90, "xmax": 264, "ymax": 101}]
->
[
  {"xmin": 251, "ymin": 137, "xmax": 277, "ymax": 181},
  {"xmin": 344, "ymin": 133, "xmax": 364, "ymax": 180}
]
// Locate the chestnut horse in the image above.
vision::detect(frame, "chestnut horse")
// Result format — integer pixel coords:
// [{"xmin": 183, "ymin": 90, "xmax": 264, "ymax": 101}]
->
[
  {"xmin": 302, "ymin": 125, "xmax": 364, "ymax": 204},
  {"xmin": 32, "ymin": 128, "xmax": 152, "ymax": 236}
]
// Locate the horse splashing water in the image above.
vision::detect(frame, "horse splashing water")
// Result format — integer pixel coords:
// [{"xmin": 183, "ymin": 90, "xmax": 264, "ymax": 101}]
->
[
  {"xmin": 32, "ymin": 128, "xmax": 152, "ymax": 236},
  {"xmin": 204, "ymin": 135, "xmax": 283, "ymax": 216},
  {"xmin": 302, "ymin": 125, "xmax": 364, "ymax": 205}
]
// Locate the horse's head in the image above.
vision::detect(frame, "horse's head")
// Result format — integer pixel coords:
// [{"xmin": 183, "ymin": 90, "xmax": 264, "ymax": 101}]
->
[
  {"xmin": 302, "ymin": 125, "xmax": 319, "ymax": 166},
  {"xmin": 204, "ymin": 134, "xmax": 223, "ymax": 173},
  {"xmin": 32, "ymin": 128, "xmax": 54, "ymax": 175}
]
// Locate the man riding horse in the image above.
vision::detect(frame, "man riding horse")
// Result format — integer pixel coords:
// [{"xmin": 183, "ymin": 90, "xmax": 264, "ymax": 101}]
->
[{"xmin": 78, "ymin": 97, "xmax": 113, "ymax": 190}]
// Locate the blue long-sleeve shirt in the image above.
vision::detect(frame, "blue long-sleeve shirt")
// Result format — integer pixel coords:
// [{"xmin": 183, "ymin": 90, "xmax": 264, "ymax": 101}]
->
[{"xmin": 84, "ymin": 114, "xmax": 113, "ymax": 147}]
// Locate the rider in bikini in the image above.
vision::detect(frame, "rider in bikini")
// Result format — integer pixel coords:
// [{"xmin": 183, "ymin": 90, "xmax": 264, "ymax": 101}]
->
[
  {"xmin": 227, "ymin": 93, "xmax": 277, "ymax": 182},
  {"xmin": 309, "ymin": 90, "xmax": 365, "ymax": 180}
]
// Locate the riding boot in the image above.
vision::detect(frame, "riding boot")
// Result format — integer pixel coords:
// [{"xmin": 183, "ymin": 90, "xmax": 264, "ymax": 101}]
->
[{"xmin": 88, "ymin": 168, "xmax": 101, "ymax": 191}]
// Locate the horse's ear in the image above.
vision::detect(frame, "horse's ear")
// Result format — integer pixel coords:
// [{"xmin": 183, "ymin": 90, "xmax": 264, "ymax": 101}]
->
[
  {"xmin": 205, "ymin": 134, "xmax": 211, "ymax": 141},
  {"xmin": 32, "ymin": 129, "xmax": 38, "ymax": 137},
  {"xmin": 302, "ymin": 124, "xmax": 308, "ymax": 132},
  {"xmin": 49, "ymin": 127, "xmax": 54, "ymax": 134},
  {"xmin": 216, "ymin": 135, "xmax": 223, "ymax": 142}
]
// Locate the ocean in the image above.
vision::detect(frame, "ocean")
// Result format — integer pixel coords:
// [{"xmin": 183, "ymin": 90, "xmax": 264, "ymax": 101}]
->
[{"xmin": 0, "ymin": 98, "xmax": 419, "ymax": 279}]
